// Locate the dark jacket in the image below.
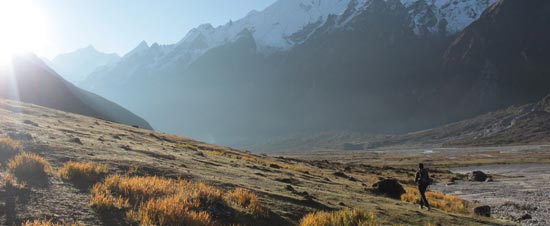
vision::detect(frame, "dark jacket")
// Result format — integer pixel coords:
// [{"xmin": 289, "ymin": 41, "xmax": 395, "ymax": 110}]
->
[{"xmin": 415, "ymin": 168, "xmax": 430, "ymax": 185}]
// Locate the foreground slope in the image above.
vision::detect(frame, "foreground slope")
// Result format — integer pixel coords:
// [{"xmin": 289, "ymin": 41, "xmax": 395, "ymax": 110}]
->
[
  {"xmin": 0, "ymin": 54, "xmax": 152, "ymax": 130},
  {"xmin": 0, "ymin": 99, "xmax": 507, "ymax": 225}
]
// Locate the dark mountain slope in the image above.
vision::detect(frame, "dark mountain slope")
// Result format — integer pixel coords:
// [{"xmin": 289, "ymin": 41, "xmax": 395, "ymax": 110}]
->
[
  {"xmin": 440, "ymin": 0, "xmax": 550, "ymax": 119},
  {"xmin": 0, "ymin": 54, "xmax": 152, "ymax": 130}
]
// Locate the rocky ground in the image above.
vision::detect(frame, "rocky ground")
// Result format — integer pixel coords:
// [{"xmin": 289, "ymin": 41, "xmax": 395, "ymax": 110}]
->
[{"xmin": 431, "ymin": 164, "xmax": 550, "ymax": 226}]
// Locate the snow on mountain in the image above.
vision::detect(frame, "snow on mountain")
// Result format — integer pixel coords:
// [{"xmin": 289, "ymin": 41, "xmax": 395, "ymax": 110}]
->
[
  {"xmin": 86, "ymin": 0, "xmax": 496, "ymax": 87},
  {"xmin": 403, "ymin": 0, "xmax": 497, "ymax": 35},
  {"xmin": 49, "ymin": 45, "xmax": 120, "ymax": 84}
]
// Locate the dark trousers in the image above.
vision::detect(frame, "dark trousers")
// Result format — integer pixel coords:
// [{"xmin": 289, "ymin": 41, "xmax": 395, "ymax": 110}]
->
[{"xmin": 418, "ymin": 183, "xmax": 430, "ymax": 208}]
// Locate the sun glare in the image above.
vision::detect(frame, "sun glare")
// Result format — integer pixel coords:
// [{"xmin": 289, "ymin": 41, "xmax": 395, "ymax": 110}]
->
[{"xmin": 0, "ymin": 0, "xmax": 49, "ymax": 64}]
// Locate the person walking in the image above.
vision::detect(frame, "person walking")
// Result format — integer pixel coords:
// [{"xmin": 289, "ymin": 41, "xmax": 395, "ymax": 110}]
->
[{"xmin": 415, "ymin": 163, "xmax": 431, "ymax": 210}]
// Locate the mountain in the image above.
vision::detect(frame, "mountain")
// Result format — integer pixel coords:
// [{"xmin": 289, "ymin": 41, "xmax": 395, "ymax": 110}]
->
[
  {"xmin": 80, "ymin": 0, "xmax": 508, "ymax": 146},
  {"xmin": 0, "ymin": 53, "xmax": 152, "ymax": 130},
  {"xmin": 250, "ymin": 93, "xmax": 550, "ymax": 153},
  {"xmin": 438, "ymin": 0, "xmax": 550, "ymax": 120},
  {"xmin": 49, "ymin": 45, "xmax": 120, "ymax": 84}
]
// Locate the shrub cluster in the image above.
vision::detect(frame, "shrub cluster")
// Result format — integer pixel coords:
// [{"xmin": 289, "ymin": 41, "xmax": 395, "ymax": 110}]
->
[
  {"xmin": 299, "ymin": 208, "xmax": 378, "ymax": 226},
  {"xmin": 90, "ymin": 175, "xmax": 266, "ymax": 226},
  {"xmin": 401, "ymin": 187, "xmax": 466, "ymax": 213},
  {"xmin": 58, "ymin": 161, "xmax": 108, "ymax": 186},
  {"xmin": 224, "ymin": 187, "xmax": 268, "ymax": 216},
  {"xmin": 7, "ymin": 153, "xmax": 52, "ymax": 185}
]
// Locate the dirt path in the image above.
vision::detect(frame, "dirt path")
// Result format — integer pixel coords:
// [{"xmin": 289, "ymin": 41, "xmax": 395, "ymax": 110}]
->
[{"xmin": 431, "ymin": 164, "xmax": 550, "ymax": 226}]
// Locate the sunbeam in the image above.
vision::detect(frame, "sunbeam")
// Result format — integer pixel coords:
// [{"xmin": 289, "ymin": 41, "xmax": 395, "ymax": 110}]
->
[{"xmin": 0, "ymin": 0, "xmax": 49, "ymax": 65}]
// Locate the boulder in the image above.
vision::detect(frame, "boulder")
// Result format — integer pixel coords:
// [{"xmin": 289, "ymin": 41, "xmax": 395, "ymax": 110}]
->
[
  {"xmin": 519, "ymin": 214, "xmax": 532, "ymax": 221},
  {"xmin": 474, "ymin": 205, "xmax": 491, "ymax": 217},
  {"xmin": 372, "ymin": 178, "xmax": 405, "ymax": 199},
  {"xmin": 469, "ymin": 171, "xmax": 489, "ymax": 182}
]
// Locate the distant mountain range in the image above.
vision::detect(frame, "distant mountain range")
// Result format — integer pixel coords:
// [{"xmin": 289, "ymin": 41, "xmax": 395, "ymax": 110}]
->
[
  {"xmin": 0, "ymin": 54, "xmax": 152, "ymax": 130},
  {"xmin": 47, "ymin": 45, "xmax": 120, "ymax": 84},
  {"xmin": 52, "ymin": 0, "xmax": 549, "ymax": 148}
]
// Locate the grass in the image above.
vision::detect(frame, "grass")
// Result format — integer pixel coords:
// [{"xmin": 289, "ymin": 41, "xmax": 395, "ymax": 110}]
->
[
  {"xmin": 21, "ymin": 220, "xmax": 83, "ymax": 226},
  {"xmin": 224, "ymin": 187, "xmax": 269, "ymax": 217},
  {"xmin": 7, "ymin": 153, "xmax": 52, "ymax": 185},
  {"xmin": 0, "ymin": 138, "xmax": 22, "ymax": 163},
  {"xmin": 90, "ymin": 175, "xmax": 267, "ymax": 225},
  {"xmin": 58, "ymin": 161, "xmax": 108, "ymax": 187},
  {"xmin": 401, "ymin": 187, "xmax": 466, "ymax": 213},
  {"xmin": 299, "ymin": 208, "xmax": 378, "ymax": 226}
]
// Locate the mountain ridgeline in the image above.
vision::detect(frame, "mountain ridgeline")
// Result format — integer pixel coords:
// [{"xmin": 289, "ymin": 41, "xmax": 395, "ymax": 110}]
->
[
  {"xmin": 0, "ymin": 54, "xmax": 152, "ymax": 130},
  {"xmin": 71, "ymin": 0, "xmax": 548, "ymax": 147}
]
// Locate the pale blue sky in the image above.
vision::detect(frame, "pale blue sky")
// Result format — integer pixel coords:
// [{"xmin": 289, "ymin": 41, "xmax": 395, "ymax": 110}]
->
[{"xmin": 35, "ymin": 0, "xmax": 276, "ymax": 59}]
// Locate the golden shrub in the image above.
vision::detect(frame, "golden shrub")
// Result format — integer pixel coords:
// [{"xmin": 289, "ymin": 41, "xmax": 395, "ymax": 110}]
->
[
  {"xmin": 128, "ymin": 193, "xmax": 214, "ymax": 226},
  {"xmin": 401, "ymin": 187, "xmax": 466, "ymax": 213},
  {"xmin": 91, "ymin": 175, "xmax": 241, "ymax": 226},
  {"xmin": 0, "ymin": 138, "xmax": 22, "ymax": 163},
  {"xmin": 299, "ymin": 208, "xmax": 378, "ymax": 226},
  {"xmin": 58, "ymin": 161, "xmax": 108, "ymax": 185},
  {"xmin": 7, "ymin": 153, "xmax": 51, "ymax": 184},
  {"xmin": 224, "ymin": 188, "xmax": 268, "ymax": 217}
]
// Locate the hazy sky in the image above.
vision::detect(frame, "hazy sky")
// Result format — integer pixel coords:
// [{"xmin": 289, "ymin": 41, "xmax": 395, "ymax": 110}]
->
[{"xmin": 34, "ymin": 0, "xmax": 276, "ymax": 59}]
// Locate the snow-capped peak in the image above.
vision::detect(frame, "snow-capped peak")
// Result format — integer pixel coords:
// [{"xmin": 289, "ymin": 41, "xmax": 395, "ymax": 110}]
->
[
  {"xmin": 114, "ymin": 0, "xmax": 496, "ymax": 77},
  {"xmin": 177, "ymin": 0, "xmax": 353, "ymax": 52}
]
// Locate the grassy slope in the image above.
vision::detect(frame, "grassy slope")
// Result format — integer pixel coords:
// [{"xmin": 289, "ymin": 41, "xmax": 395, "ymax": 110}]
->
[{"xmin": 0, "ymin": 99, "xmax": 509, "ymax": 226}]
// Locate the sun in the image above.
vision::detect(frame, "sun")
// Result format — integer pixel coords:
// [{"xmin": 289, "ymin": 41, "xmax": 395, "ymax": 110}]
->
[{"xmin": 0, "ymin": 0, "xmax": 49, "ymax": 64}]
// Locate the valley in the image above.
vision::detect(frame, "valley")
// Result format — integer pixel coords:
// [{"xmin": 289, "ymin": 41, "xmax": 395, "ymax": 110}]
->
[{"xmin": 0, "ymin": 99, "xmax": 513, "ymax": 225}]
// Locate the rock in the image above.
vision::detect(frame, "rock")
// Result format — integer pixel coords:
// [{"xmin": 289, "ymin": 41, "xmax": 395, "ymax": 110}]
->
[
  {"xmin": 269, "ymin": 164, "xmax": 281, "ymax": 169},
  {"xmin": 519, "ymin": 214, "xmax": 532, "ymax": 221},
  {"xmin": 372, "ymin": 178, "xmax": 406, "ymax": 199},
  {"xmin": 333, "ymin": 171, "xmax": 349, "ymax": 178},
  {"xmin": 285, "ymin": 185, "xmax": 295, "ymax": 192},
  {"xmin": 469, "ymin": 171, "xmax": 489, "ymax": 182},
  {"xmin": 474, "ymin": 205, "xmax": 491, "ymax": 217},
  {"xmin": 70, "ymin": 137, "xmax": 83, "ymax": 145},
  {"xmin": 23, "ymin": 120, "xmax": 39, "ymax": 127}
]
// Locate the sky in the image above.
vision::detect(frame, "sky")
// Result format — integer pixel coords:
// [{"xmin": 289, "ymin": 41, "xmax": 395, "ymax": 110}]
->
[{"xmin": 33, "ymin": 0, "xmax": 276, "ymax": 59}]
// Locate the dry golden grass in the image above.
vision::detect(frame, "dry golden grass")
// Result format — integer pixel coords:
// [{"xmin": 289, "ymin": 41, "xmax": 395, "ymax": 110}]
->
[
  {"xmin": 58, "ymin": 161, "xmax": 108, "ymax": 185},
  {"xmin": 299, "ymin": 208, "xmax": 378, "ymax": 226},
  {"xmin": 0, "ymin": 138, "xmax": 22, "ymax": 163},
  {"xmin": 127, "ymin": 193, "xmax": 214, "ymax": 226},
  {"xmin": 224, "ymin": 188, "xmax": 269, "ymax": 217},
  {"xmin": 7, "ymin": 153, "xmax": 52, "ymax": 184},
  {"xmin": 90, "ymin": 175, "xmax": 266, "ymax": 225},
  {"xmin": 401, "ymin": 187, "xmax": 466, "ymax": 213},
  {"xmin": 21, "ymin": 220, "xmax": 83, "ymax": 226}
]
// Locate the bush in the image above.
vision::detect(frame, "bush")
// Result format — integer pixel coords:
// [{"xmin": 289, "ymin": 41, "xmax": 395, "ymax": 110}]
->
[
  {"xmin": 91, "ymin": 175, "xmax": 264, "ymax": 226},
  {"xmin": 224, "ymin": 188, "xmax": 268, "ymax": 217},
  {"xmin": 128, "ymin": 193, "xmax": 214, "ymax": 226},
  {"xmin": 7, "ymin": 153, "xmax": 51, "ymax": 185},
  {"xmin": 21, "ymin": 220, "xmax": 83, "ymax": 226},
  {"xmin": 0, "ymin": 138, "xmax": 22, "ymax": 164},
  {"xmin": 58, "ymin": 161, "xmax": 108, "ymax": 187},
  {"xmin": 401, "ymin": 187, "xmax": 466, "ymax": 213},
  {"xmin": 299, "ymin": 208, "xmax": 378, "ymax": 226}
]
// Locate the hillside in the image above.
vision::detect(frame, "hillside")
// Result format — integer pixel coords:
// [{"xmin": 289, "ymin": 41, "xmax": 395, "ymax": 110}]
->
[
  {"xmin": 252, "ymin": 94, "xmax": 550, "ymax": 154},
  {"xmin": 0, "ymin": 54, "xmax": 152, "ymax": 130},
  {"xmin": 0, "ymin": 98, "xmax": 508, "ymax": 225}
]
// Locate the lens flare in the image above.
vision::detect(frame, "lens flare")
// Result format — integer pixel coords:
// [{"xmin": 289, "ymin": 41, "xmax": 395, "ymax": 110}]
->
[{"xmin": 0, "ymin": 0, "xmax": 49, "ymax": 64}]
